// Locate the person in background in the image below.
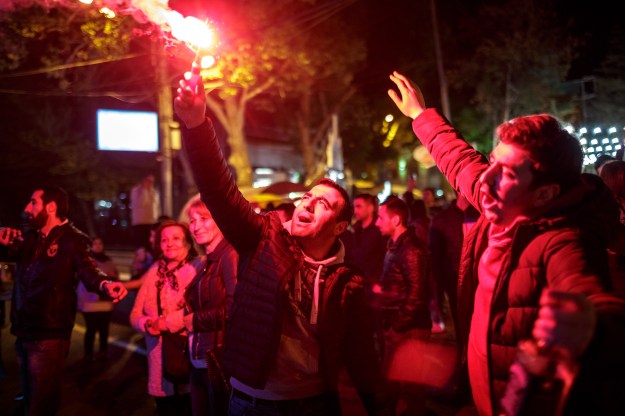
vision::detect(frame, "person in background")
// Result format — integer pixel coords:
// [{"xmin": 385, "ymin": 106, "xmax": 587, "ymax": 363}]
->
[
  {"xmin": 174, "ymin": 77, "xmax": 390, "ymax": 415},
  {"xmin": 341, "ymin": 192, "xmax": 389, "ymax": 360},
  {"xmin": 595, "ymin": 153, "xmax": 617, "ymax": 176},
  {"xmin": 131, "ymin": 245, "xmax": 153, "ymax": 280},
  {"xmin": 274, "ymin": 202, "xmax": 296, "ymax": 223},
  {"xmin": 428, "ymin": 193, "xmax": 479, "ymax": 337},
  {"xmin": 130, "ymin": 221, "xmax": 197, "ymax": 416},
  {"xmin": 77, "ymin": 236, "xmax": 119, "ymax": 362},
  {"xmin": 182, "ymin": 196, "xmax": 238, "ymax": 415},
  {"xmin": 428, "ymin": 192, "xmax": 479, "ymax": 401},
  {"xmin": 342, "ymin": 193, "xmax": 388, "ymax": 287},
  {"xmin": 0, "ymin": 185, "xmax": 127, "ymax": 415},
  {"xmin": 130, "ymin": 174, "xmax": 161, "ymax": 251},
  {"xmin": 598, "ymin": 160, "xmax": 625, "ymax": 298},
  {"xmin": 375, "ymin": 196, "xmax": 431, "ymax": 415},
  {"xmin": 389, "ymin": 70, "xmax": 625, "ymax": 415}
]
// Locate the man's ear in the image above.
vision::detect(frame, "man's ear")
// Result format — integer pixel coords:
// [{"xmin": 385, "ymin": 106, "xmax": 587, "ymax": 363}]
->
[
  {"xmin": 46, "ymin": 201, "xmax": 57, "ymax": 216},
  {"xmin": 334, "ymin": 220, "xmax": 349, "ymax": 236},
  {"xmin": 533, "ymin": 183, "xmax": 560, "ymax": 207},
  {"xmin": 392, "ymin": 214, "xmax": 401, "ymax": 228}
]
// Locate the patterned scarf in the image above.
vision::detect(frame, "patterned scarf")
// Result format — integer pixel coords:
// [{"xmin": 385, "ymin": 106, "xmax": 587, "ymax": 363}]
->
[{"xmin": 155, "ymin": 257, "xmax": 187, "ymax": 291}]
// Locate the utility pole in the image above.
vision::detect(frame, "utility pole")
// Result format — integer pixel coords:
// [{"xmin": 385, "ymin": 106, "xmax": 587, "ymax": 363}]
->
[
  {"xmin": 430, "ymin": 0, "xmax": 451, "ymax": 121},
  {"xmin": 153, "ymin": 41, "xmax": 174, "ymax": 217}
]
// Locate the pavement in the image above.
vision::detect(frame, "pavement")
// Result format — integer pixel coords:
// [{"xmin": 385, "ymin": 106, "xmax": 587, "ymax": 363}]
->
[{"xmin": 0, "ymin": 251, "xmax": 470, "ymax": 415}]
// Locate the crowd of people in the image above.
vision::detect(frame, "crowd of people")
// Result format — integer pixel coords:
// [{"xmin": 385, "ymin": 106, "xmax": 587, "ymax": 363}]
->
[{"xmin": 1, "ymin": 67, "xmax": 625, "ymax": 416}]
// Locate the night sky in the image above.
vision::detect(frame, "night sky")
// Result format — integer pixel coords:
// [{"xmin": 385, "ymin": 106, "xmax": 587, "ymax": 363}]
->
[{"xmin": 0, "ymin": 0, "xmax": 623, "ymax": 228}]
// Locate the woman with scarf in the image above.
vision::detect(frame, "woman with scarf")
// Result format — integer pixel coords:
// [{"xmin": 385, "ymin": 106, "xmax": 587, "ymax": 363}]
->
[{"xmin": 130, "ymin": 220, "xmax": 197, "ymax": 416}]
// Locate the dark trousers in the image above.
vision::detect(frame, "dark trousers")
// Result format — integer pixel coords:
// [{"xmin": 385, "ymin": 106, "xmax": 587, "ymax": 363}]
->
[
  {"xmin": 190, "ymin": 366, "xmax": 210, "ymax": 416},
  {"xmin": 15, "ymin": 337, "xmax": 71, "ymax": 416},
  {"xmin": 82, "ymin": 311, "xmax": 112, "ymax": 357},
  {"xmin": 154, "ymin": 393, "xmax": 191, "ymax": 416},
  {"xmin": 228, "ymin": 390, "xmax": 339, "ymax": 416}
]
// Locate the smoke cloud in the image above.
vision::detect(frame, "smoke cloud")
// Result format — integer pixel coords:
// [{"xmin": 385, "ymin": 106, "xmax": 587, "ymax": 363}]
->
[{"xmin": 0, "ymin": 0, "xmax": 176, "ymax": 27}]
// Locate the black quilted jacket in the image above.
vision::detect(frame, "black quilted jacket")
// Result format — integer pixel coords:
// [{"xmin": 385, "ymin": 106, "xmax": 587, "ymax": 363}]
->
[{"xmin": 182, "ymin": 119, "xmax": 390, "ymax": 415}]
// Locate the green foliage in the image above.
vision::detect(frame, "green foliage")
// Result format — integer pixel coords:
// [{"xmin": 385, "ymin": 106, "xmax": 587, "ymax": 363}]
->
[{"xmin": 0, "ymin": 5, "xmax": 135, "ymax": 73}]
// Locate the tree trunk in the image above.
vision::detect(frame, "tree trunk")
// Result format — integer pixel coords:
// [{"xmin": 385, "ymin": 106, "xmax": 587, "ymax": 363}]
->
[
  {"xmin": 205, "ymin": 95, "xmax": 254, "ymax": 187},
  {"xmin": 224, "ymin": 97, "xmax": 253, "ymax": 187}
]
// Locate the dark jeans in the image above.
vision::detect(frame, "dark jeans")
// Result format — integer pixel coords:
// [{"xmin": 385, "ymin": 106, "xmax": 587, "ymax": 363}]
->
[
  {"xmin": 228, "ymin": 389, "xmax": 339, "ymax": 416},
  {"xmin": 190, "ymin": 366, "xmax": 209, "ymax": 416},
  {"xmin": 15, "ymin": 337, "xmax": 71, "ymax": 416},
  {"xmin": 154, "ymin": 393, "xmax": 191, "ymax": 416},
  {"xmin": 82, "ymin": 311, "xmax": 112, "ymax": 357}
]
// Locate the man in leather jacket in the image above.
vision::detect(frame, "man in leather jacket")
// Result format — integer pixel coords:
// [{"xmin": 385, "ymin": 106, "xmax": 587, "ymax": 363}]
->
[
  {"xmin": 0, "ymin": 185, "xmax": 127, "ymax": 415},
  {"xmin": 175, "ymin": 79, "xmax": 389, "ymax": 415},
  {"xmin": 375, "ymin": 195, "xmax": 431, "ymax": 415}
]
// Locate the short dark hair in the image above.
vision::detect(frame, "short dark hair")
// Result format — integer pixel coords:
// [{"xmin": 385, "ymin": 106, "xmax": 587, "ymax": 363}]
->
[
  {"xmin": 314, "ymin": 178, "xmax": 353, "ymax": 223},
  {"xmin": 380, "ymin": 196, "xmax": 409, "ymax": 227},
  {"xmin": 39, "ymin": 185, "xmax": 69, "ymax": 221},
  {"xmin": 354, "ymin": 193, "xmax": 378, "ymax": 211},
  {"xmin": 595, "ymin": 154, "xmax": 617, "ymax": 173},
  {"xmin": 496, "ymin": 114, "xmax": 583, "ymax": 192}
]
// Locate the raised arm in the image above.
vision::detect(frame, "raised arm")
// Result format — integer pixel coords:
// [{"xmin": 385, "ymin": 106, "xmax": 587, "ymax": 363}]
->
[
  {"xmin": 388, "ymin": 71, "xmax": 488, "ymax": 211},
  {"xmin": 174, "ymin": 75, "xmax": 264, "ymax": 253}
]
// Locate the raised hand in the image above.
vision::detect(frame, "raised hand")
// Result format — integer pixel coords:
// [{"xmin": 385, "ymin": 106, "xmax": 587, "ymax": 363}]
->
[
  {"xmin": 388, "ymin": 71, "xmax": 426, "ymax": 120},
  {"xmin": 103, "ymin": 281, "xmax": 128, "ymax": 303},
  {"xmin": 174, "ymin": 71, "xmax": 208, "ymax": 129}
]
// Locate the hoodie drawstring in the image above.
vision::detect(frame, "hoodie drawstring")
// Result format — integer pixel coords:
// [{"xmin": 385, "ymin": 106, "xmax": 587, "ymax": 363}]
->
[{"xmin": 310, "ymin": 264, "xmax": 323, "ymax": 325}]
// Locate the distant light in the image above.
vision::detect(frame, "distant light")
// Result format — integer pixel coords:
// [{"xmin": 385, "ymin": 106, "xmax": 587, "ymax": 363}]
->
[
  {"xmin": 593, "ymin": 127, "xmax": 602, "ymax": 134},
  {"xmin": 436, "ymin": 189, "xmax": 444, "ymax": 197},
  {"xmin": 398, "ymin": 159, "xmax": 407, "ymax": 171},
  {"xmin": 590, "ymin": 139, "xmax": 599, "ymax": 145},
  {"xmin": 606, "ymin": 145, "xmax": 613, "ymax": 151},
  {"xmin": 253, "ymin": 179, "xmax": 272, "ymax": 188},
  {"xmin": 579, "ymin": 127, "xmax": 588, "ymax": 135},
  {"xmin": 79, "ymin": 0, "xmax": 93, "ymax": 4},
  {"xmin": 288, "ymin": 192, "xmax": 304, "ymax": 200},
  {"xmin": 613, "ymin": 138, "xmax": 620, "ymax": 144},
  {"xmin": 201, "ymin": 55, "xmax": 216, "ymax": 68},
  {"xmin": 596, "ymin": 146, "xmax": 603, "ymax": 152},
  {"xmin": 602, "ymin": 138, "xmax": 610, "ymax": 144},
  {"xmin": 609, "ymin": 127, "xmax": 617, "ymax": 134},
  {"xmin": 99, "ymin": 7, "xmax": 115, "ymax": 18},
  {"xmin": 255, "ymin": 168, "xmax": 274, "ymax": 175},
  {"xmin": 385, "ymin": 114, "xmax": 394, "ymax": 123},
  {"xmin": 587, "ymin": 147, "xmax": 594, "ymax": 153},
  {"xmin": 580, "ymin": 138, "xmax": 588, "ymax": 145}
]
